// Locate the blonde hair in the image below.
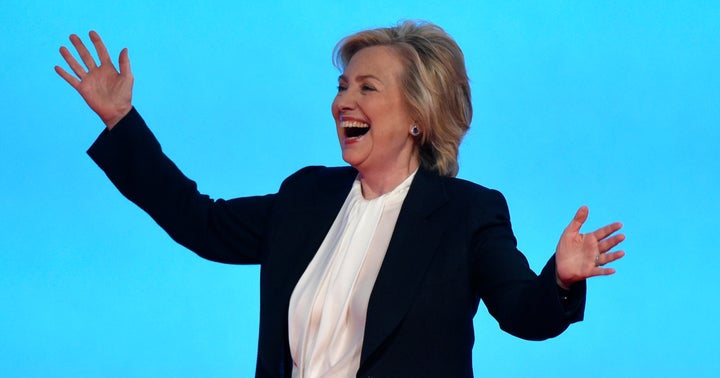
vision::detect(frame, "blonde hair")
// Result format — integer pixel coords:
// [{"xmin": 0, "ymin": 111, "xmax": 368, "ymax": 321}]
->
[{"xmin": 333, "ymin": 20, "xmax": 472, "ymax": 177}]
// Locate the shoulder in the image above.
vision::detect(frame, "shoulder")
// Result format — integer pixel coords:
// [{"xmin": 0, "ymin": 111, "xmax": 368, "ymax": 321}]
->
[
  {"xmin": 420, "ymin": 170, "xmax": 508, "ymax": 209},
  {"xmin": 410, "ymin": 170, "xmax": 513, "ymax": 228},
  {"xmin": 454, "ymin": 177, "xmax": 510, "ymax": 218},
  {"xmin": 281, "ymin": 165, "xmax": 356, "ymax": 185},
  {"xmin": 278, "ymin": 165, "xmax": 357, "ymax": 194},
  {"xmin": 443, "ymin": 175, "xmax": 501, "ymax": 197}
]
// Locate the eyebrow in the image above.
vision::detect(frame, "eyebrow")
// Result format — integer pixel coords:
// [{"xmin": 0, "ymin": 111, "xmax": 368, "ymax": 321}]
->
[{"xmin": 338, "ymin": 74, "xmax": 382, "ymax": 82}]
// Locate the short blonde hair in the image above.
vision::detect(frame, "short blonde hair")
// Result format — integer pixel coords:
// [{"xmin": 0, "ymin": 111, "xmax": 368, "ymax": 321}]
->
[{"xmin": 333, "ymin": 20, "xmax": 472, "ymax": 177}]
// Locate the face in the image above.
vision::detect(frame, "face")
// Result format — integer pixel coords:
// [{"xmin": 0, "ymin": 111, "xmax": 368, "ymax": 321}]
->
[{"xmin": 332, "ymin": 46, "xmax": 418, "ymax": 175}]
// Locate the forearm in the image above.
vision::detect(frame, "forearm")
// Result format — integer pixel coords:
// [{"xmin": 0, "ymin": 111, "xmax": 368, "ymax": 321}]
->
[
  {"xmin": 87, "ymin": 108, "xmax": 269, "ymax": 264},
  {"xmin": 472, "ymin": 191, "xmax": 586, "ymax": 340}
]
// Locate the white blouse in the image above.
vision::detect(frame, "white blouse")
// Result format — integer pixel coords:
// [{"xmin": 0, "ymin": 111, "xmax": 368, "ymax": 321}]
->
[{"xmin": 288, "ymin": 171, "xmax": 416, "ymax": 378}]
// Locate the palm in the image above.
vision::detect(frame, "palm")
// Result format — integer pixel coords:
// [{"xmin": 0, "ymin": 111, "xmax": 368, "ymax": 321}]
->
[
  {"xmin": 555, "ymin": 206, "xmax": 625, "ymax": 288},
  {"xmin": 75, "ymin": 62, "xmax": 132, "ymax": 120},
  {"xmin": 55, "ymin": 31, "xmax": 133, "ymax": 128}
]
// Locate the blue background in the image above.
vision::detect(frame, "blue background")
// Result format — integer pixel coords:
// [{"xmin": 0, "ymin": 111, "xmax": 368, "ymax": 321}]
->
[{"xmin": 1, "ymin": 1, "xmax": 718, "ymax": 376}]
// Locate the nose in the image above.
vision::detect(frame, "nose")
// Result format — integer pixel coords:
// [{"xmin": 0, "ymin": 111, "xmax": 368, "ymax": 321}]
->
[
  {"xmin": 334, "ymin": 98, "xmax": 354, "ymax": 116},
  {"xmin": 333, "ymin": 88, "xmax": 357, "ymax": 115}
]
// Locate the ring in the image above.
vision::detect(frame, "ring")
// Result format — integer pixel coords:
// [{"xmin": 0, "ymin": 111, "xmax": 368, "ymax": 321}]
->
[{"xmin": 594, "ymin": 255, "xmax": 600, "ymax": 267}]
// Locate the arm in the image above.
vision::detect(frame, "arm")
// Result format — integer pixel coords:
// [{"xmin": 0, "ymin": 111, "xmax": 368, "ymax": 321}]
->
[
  {"xmin": 57, "ymin": 31, "xmax": 271, "ymax": 264},
  {"xmin": 472, "ymin": 191, "xmax": 585, "ymax": 340},
  {"xmin": 87, "ymin": 108, "xmax": 273, "ymax": 264}
]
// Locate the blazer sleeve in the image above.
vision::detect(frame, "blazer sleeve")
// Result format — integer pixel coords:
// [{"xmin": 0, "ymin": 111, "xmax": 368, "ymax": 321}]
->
[
  {"xmin": 471, "ymin": 189, "xmax": 586, "ymax": 341},
  {"xmin": 87, "ymin": 107, "xmax": 274, "ymax": 264}
]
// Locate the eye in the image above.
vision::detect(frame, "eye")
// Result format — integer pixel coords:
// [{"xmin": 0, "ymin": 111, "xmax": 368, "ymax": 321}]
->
[
  {"xmin": 337, "ymin": 84, "xmax": 347, "ymax": 92},
  {"xmin": 361, "ymin": 84, "xmax": 376, "ymax": 91}
]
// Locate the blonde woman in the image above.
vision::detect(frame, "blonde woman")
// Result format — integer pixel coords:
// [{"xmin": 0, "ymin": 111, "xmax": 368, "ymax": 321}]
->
[{"xmin": 56, "ymin": 21, "xmax": 625, "ymax": 377}]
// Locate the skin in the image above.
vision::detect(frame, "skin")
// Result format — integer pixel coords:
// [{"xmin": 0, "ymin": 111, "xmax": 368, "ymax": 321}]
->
[
  {"xmin": 555, "ymin": 206, "xmax": 625, "ymax": 288},
  {"xmin": 55, "ymin": 31, "xmax": 625, "ymax": 290},
  {"xmin": 54, "ymin": 31, "xmax": 133, "ymax": 129},
  {"xmin": 332, "ymin": 46, "xmax": 420, "ymax": 200}
]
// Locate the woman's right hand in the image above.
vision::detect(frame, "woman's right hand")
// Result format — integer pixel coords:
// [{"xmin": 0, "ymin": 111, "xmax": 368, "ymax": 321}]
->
[{"xmin": 55, "ymin": 31, "xmax": 133, "ymax": 130}]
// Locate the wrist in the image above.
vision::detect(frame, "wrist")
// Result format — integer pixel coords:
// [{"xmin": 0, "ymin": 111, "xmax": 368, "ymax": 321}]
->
[
  {"xmin": 555, "ymin": 273, "xmax": 572, "ymax": 290},
  {"xmin": 103, "ymin": 105, "xmax": 132, "ymax": 130}
]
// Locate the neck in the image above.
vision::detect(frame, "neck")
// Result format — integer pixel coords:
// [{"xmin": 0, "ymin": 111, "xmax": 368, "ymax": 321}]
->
[{"xmin": 358, "ymin": 159, "xmax": 419, "ymax": 200}]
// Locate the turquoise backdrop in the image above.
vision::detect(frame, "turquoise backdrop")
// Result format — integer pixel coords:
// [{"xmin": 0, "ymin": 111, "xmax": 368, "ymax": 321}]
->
[{"xmin": 1, "ymin": 1, "xmax": 718, "ymax": 376}]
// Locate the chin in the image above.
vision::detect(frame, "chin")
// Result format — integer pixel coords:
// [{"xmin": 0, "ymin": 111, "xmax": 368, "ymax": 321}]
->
[
  {"xmin": 341, "ymin": 153, "xmax": 357, "ymax": 167},
  {"xmin": 341, "ymin": 152, "xmax": 365, "ymax": 170}
]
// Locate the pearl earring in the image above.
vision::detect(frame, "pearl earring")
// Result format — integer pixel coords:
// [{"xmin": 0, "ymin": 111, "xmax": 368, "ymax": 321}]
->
[{"xmin": 410, "ymin": 124, "xmax": 420, "ymax": 136}]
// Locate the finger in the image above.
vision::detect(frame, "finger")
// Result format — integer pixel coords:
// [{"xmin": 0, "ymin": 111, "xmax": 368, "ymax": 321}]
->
[
  {"xmin": 59, "ymin": 45, "xmax": 87, "ymax": 79},
  {"xmin": 591, "ymin": 267, "xmax": 617, "ymax": 277},
  {"xmin": 604, "ymin": 250, "xmax": 625, "ymax": 264},
  {"xmin": 70, "ymin": 33, "xmax": 98, "ymax": 70},
  {"xmin": 118, "ymin": 48, "xmax": 131, "ymax": 75},
  {"xmin": 592, "ymin": 222, "xmax": 623, "ymax": 242},
  {"xmin": 54, "ymin": 65, "xmax": 80, "ymax": 89},
  {"xmin": 89, "ymin": 30, "xmax": 113, "ymax": 67},
  {"xmin": 595, "ymin": 250, "xmax": 625, "ymax": 266},
  {"xmin": 565, "ymin": 206, "xmax": 589, "ymax": 233},
  {"xmin": 598, "ymin": 233, "xmax": 625, "ymax": 253}
]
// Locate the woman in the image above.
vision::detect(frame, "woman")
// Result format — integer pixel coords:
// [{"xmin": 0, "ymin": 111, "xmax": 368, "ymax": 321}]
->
[{"xmin": 56, "ymin": 21, "xmax": 625, "ymax": 377}]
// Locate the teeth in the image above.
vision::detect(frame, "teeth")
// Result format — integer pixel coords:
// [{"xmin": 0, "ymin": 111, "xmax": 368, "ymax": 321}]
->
[{"xmin": 342, "ymin": 121, "xmax": 370, "ymax": 128}]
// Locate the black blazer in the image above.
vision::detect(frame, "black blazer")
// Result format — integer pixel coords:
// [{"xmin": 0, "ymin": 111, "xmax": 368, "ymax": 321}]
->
[{"xmin": 88, "ymin": 108, "xmax": 585, "ymax": 377}]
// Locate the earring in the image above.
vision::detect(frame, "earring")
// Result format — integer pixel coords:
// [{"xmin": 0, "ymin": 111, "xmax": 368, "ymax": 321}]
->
[{"xmin": 410, "ymin": 124, "xmax": 420, "ymax": 136}]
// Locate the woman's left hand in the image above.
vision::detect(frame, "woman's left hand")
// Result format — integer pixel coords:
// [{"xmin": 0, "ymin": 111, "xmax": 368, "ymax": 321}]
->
[{"xmin": 555, "ymin": 206, "xmax": 626, "ymax": 288}]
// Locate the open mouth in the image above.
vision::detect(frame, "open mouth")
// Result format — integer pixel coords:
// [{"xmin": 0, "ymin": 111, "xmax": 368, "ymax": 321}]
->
[{"xmin": 342, "ymin": 121, "xmax": 371, "ymax": 138}]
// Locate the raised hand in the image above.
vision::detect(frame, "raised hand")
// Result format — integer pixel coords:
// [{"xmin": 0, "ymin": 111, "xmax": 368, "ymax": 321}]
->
[
  {"xmin": 555, "ymin": 206, "xmax": 626, "ymax": 288},
  {"xmin": 55, "ymin": 31, "xmax": 133, "ymax": 129}
]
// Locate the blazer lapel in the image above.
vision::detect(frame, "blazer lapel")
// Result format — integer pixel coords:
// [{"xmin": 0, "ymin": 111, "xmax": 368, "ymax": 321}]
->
[
  {"xmin": 359, "ymin": 168, "xmax": 449, "ymax": 366},
  {"xmin": 282, "ymin": 166, "xmax": 359, "ymax": 291}
]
